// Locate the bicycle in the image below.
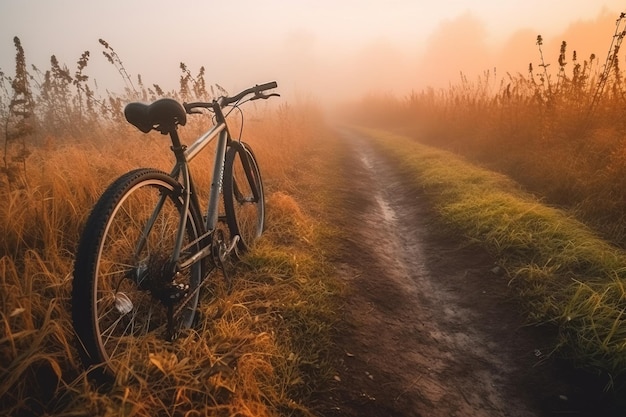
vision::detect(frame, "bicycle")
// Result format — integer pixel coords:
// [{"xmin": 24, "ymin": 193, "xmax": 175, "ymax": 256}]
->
[{"xmin": 71, "ymin": 81, "xmax": 279, "ymax": 380}]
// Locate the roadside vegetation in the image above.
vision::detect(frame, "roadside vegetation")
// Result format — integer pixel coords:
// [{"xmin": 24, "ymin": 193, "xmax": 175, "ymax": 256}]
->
[
  {"xmin": 345, "ymin": 13, "xmax": 626, "ymax": 248},
  {"xmin": 342, "ymin": 11, "xmax": 626, "ymax": 394},
  {"xmin": 0, "ymin": 38, "xmax": 340, "ymax": 416},
  {"xmin": 356, "ymin": 127, "xmax": 626, "ymax": 391}
]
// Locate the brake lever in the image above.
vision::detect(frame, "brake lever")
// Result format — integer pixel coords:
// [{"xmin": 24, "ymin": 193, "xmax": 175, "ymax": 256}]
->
[{"xmin": 251, "ymin": 93, "xmax": 281, "ymax": 101}]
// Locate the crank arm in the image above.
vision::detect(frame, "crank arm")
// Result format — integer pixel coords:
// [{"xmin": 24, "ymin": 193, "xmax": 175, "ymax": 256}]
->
[{"xmin": 178, "ymin": 245, "xmax": 212, "ymax": 270}]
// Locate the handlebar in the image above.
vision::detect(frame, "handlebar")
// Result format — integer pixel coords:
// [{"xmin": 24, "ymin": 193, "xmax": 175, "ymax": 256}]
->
[{"xmin": 184, "ymin": 81, "xmax": 279, "ymax": 113}]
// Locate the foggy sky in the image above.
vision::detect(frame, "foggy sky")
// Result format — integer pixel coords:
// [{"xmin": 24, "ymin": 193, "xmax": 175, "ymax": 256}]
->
[{"xmin": 0, "ymin": 1, "xmax": 624, "ymax": 101}]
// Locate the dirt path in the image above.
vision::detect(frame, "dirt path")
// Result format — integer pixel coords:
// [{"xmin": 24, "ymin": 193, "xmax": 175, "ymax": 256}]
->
[{"xmin": 313, "ymin": 129, "xmax": 615, "ymax": 417}]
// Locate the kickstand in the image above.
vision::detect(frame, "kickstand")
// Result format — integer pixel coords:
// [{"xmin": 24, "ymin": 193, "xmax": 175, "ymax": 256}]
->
[{"xmin": 217, "ymin": 251, "xmax": 233, "ymax": 293}]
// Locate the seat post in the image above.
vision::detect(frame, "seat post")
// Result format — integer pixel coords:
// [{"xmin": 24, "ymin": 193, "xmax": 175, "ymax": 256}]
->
[{"xmin": 168, "ymin": 129, "xmax": 187, "ymax": 162}]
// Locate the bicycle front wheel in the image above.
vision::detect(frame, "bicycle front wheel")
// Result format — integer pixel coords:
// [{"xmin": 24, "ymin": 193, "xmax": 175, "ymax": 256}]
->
[
  {"xmin": 223, "ymin": 142, "xmax": 265, "ymax": 257},
  {"xmin": 72, "ymin": 168, "xmax": 204, "ymax": 381}
]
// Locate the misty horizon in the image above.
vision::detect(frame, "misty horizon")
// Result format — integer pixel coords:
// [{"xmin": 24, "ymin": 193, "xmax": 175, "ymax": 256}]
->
[{"xmin": 1, "ymin": 2, "xmax": 623, "ymax": 102}]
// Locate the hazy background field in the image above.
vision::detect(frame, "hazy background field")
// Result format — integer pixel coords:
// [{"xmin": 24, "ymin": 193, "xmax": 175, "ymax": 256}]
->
[{"xmin": 1, "ymin": 1, "xmax": 623, "ymax": 101}]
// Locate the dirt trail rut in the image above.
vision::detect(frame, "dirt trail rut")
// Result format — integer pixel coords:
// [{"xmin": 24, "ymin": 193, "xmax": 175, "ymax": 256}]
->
[{"xmin": 314, "ymin": 129, "xmax": 613, "ymax": 417}]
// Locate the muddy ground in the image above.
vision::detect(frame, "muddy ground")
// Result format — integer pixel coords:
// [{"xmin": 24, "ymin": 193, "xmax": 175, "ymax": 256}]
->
[{"xmin": 312, "ymin": 129, "xmax": 622, "ymax": 417}]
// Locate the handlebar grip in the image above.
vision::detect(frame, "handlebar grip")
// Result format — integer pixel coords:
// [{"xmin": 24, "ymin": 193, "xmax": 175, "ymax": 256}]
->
[
  {"xmin": 221, "ymin": 81, "xmax": 280, "ymax": 106},
  {"xmin": 257, "ymin": 81, "xmax": 278, "ymax": 91}
]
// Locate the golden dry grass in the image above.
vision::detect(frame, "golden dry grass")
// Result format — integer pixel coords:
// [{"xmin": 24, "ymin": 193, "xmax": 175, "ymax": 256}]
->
[{"xmin": 0, "ymin": 102, "xmax": 340, "ymax": 416}]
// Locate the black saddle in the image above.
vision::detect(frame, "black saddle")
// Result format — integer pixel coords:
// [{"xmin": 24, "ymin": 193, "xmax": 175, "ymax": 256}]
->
[{"xmin": 124, "ymin": 98, "xmax": 187, "ymax": 134}]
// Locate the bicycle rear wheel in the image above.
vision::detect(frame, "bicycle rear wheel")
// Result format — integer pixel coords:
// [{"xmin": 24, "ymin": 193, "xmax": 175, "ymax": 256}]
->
[
  {"xmin": 72, "ymin": 168, "xmax": 204, "ymax": 381},
  {"xmin": 223, "ymin": 142, "xmax": 265, "ymax": 258}
]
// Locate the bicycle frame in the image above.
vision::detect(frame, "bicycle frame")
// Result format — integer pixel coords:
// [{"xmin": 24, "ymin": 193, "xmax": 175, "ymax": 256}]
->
[{"xmin": 136, "ymin": 102, "xmax": 233, "ymax": 275}]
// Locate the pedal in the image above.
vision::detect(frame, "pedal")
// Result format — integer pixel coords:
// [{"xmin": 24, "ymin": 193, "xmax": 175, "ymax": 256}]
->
[{"xmin": 220, "ymin": 235, "xmax": 240, "ymax": 261}]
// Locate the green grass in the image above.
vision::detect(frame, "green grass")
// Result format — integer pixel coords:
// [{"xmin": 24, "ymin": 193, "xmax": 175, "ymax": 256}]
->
[{"xmin": 356, "ymin": 126, "xmax": 626, "ymax": 382}]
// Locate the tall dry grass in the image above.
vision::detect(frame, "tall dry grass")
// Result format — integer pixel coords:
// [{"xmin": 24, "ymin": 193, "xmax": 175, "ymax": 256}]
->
[
  {"xmin": 0, "ymin": 39, "xmax": 339, "ymax": 416},
  {"xmin": 344, "ymin": 12, "xmax": 626, "ymax": 247}
]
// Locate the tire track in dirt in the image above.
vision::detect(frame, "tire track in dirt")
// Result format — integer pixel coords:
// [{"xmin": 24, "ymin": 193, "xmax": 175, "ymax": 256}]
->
[{"xmin": 315, "ymin": 129, "xmax": 612, "ymax": 417}]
